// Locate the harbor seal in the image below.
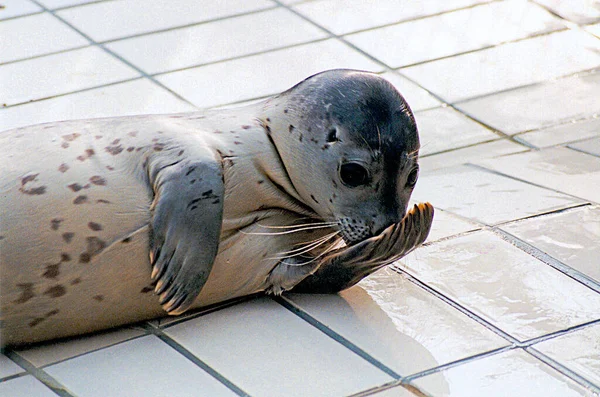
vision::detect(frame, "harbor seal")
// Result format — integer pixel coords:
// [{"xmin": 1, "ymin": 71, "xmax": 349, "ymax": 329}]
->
[{"xmin": 0, "ymin": 69, "xmax": 433, "ymax": 346}]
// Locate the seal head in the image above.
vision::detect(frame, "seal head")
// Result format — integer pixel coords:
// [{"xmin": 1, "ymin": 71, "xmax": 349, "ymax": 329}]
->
[{"xmin": 262, "ymin": 69, "xmax": 420, "ymax": 244}]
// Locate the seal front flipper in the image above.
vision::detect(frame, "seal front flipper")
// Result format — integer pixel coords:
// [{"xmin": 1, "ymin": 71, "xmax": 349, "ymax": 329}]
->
[
  {"xmin": 148, "ymin": 146, "xmax": 224, "ymax": 315},
  {"xmin": 292, "ymin": 203, "xmax": 434, "ymax": 294}
]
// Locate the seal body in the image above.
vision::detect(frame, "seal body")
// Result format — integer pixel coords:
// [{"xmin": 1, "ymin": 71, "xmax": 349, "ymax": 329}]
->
[{"xmin": 1, "ymin": 70, "xmax": 433, "ymax": 346}]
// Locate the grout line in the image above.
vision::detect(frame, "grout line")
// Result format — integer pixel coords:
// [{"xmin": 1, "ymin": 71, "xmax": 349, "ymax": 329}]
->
[
  {"xmin": 0, "ymin": 10, "xmax": 45, "ymax": 22},
  {"xmin": 419, "ymin": 137, "xmax": 530, "ymax": 159},
  {"xmin": 273, "ymin": 296, "xmax": 403, "ymax": 379},
  {"xmin": 0, "ymin": 44, "xmax": 92, "ymax": 67},
  {"xmin": 2, "ymin": 349, "xmax": 76, "ymax": 397},
  {"xmin": 523, "ymin": 319, "xmax": 600, "ymax": 347},
  {"xmin": 567, "ymin": 144, "xmax": 600, "ymax": 158},
  {"xmin": 348, "ymin": 381, "xmax": 432, "ymax": 397},
  {"xmin": 141, "ymin": 323, "xmax": 251, "ymax": 397}
]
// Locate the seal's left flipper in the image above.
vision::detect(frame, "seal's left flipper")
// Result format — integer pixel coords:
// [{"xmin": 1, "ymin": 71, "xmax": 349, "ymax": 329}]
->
[
  {"xmin": 292, "ymin": 203, "xmax": 434, "ymax": 294},
  {"xmin": 148, "ymin": 147, "xmax": 224, "ymax": 315}
]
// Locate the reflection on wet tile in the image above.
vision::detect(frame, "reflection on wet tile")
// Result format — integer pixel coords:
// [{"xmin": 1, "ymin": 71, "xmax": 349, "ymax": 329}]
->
[
  {"xmin": 402, "ymin": 30, "xmax": 600, "ymax": 102},
  {"xmin": 346, "ymin": 1, "xmax": 562, "ymax": 68},
  {"xmin": 381, "ymin": 72, "xmax": 441, "ymax": 111},
  {"xmin": 476, "ymin": 147, "xmax": 600, "ymax": 203},
  {"xmin": 501, "ymin": 206, "xmax": 600, "ymax": 283},
  {"xmin": 17, "ymin": 327, "xmax": 145, "ymax": 367},
  {"xmin": 516, "ymin": 118, "xmax": 600, "ymax": 149},
  {"xmin": 415, "ymin": 107, "xmax": 498, "ymax": 156},
  {"xmin": 0, "ymin": 375, "xmax": 56, "ymax": 397},
  {"xmin": 57, "ymin": 0, "xmax": 273, "ymax": 42},
  {"xmin": 535, "ymin": 0, "xmax": 600, "ymax": 24},
  {"xmin": 157, "ymin": 40, "xmax": 381, "ymax": 108},
  {"xmin": 0, "ymin": 0, "xmax": 42, "ymax": 20},
  {"xmin": 287, "ymin": 267, "xmax": 507, "ymax": 375},
  {"xmin": 0, "ymin": 79, "xmax": 196, "ymax": 132},
  {"xmin": 419, "ymin": 139, "xmax": 529, "ymax": 171},
  {"xmin": 411, "ymin": 165, "xmax": 581, "ymax": 225},
  {"xmin": 0, "ymin": 353, "xmax": 23, "ymax": 379},
  {"xmin": 0, "ymin": 13, "xmax": 88, "ymax": 64},
  {"xmin": 534, "ymin": 323, "xmax": 600, "ymax": 386},
  {"xmin": 0, "ymin": 47, "xmax": 139, "ymax": 107},
  {"xmin": 457, "ymin": 70, "xmax": 600, "ymax": 135},
  {"xmin": 570, "ymin": 136, "xmax": 600, "ymax": 158},
  {"xmin": 400, "ymin": 231, "xmax": 600, "ymax": 341},
  {"xmin": 45, "ymin": 336, "xmax": 236, "ymax": 397},
  {"xmin": 412, "ymin": 349, "xmax": 595, "ymax": 397},
  {"xmin": 106, "ymin": 9, "xmax": 327, "ymax": 75},
  {"xmin": 165, "ymin": 298, "xmax": 392, "ymax": 396}
]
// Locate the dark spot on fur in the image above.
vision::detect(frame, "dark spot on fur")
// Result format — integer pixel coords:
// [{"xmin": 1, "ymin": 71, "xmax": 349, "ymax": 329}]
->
[
  {"xmin": 50, "ymin": 218, "xmax": 63, "ymax": 230},
  {"xmin": 310, "ymin": 194, "xmax": 319, "ymax": 204},
  {"xmin": 127, "ymin": 146, "xmax": 135, "ymax": 152},
  {"xmin": 0, "ymin": 236, "xmax": 4, "ymax": 240},
  {"xmin": 61, "ymin": 253, "xmax": 71, "ymax": 262},
  {"xmin": 152, "ymin": 138, "xmax": 158, "ymax": 142},
  {"xmin": 62, "ymin": 232, "xmax": 75, "ymax": 243},
  {"xmin": 95, "ymin": 135, "xmax": 103, "ymax": 140},
  {"xmin": 97, "ymin": 199, "xmax": 111, "ymax": 204},
  {"xmin": 61, "ymin": 142, "xmax": 69, "ymax": 149},
  {"xmin": 106, "ymin": 166, "xmax": 115, "ymax": 171},
  {"xmin": 79, "ymin": 236, "xmax": 107, "ymax": 263},
  {"xmin": 105, "ymin": 145, "xmax": 123, "ymax": 155},
  {"xmin": 321, "ymin": 144, "xmax": 329, "ymax": 150},
  {"xmin": 214, "ymin": 130, "xmax": 223, "ymax": 134},
  {"xmin": 121, "ymin": 237, "xmax": 132, "ymax": 243},
  {"xmin": 93, "ymin": 295, "xmax": 104, "ymax": 302},
  {"xmin": 21, "ymin": 174, "xmax": 38, "ymax": 186},
  {"xmin": 284, "ymin": 109, "xmax": 288, "ymax": 113},
  {"xmin": 202, "ymin": 190, "xmax": 213, "ymax": 196},
  {"xmin": 299, "ymin": 133, "xmax": 303, "ymax": 142},
  {"xmin": 332, "ymin": 179, "xmax": 338, "ymax": 188},
  {"xmin": 73, "ymin": 195, "xmax": 88, "ymax": 204},
  {"xmin": 88, "ymin": 222, "xmax": 102, "ymax": 231},
  {"xmin": 266, "ymin": 118, "xmax": 271, "ymax": 122},
  {"xmin": 77, "ymin": 148, "xmax": 95, "ymax": 161},
  {"xmin": 44, "ymin": 285, "xmax": 66, "ymax": 298},
  {"xmin": 71, "ymin": 278, "xmax": 81, "ymax": 285},
  {"xmin": 68, "ymin": 183, "xmax": 83, "ymax": 192},
  {"xmin": 62, "ymin": 133, "xmax": 81, "ymax": 142},
  {"xmin": 79, "ymin": 253, "xmax": 91, "ymax": 263},
  {"xmin": 234, "ymin": 141, "xmax": 242, "ymax": 145},
  {"xmin": 29, "ymin": 318, "xmax": 45, "ymax": 327},
  {"xmin": 128, "ymin": 131, "xmax": 138, "ymax": 137},
  {"xmin": 43, "ymin": 264, "xmax": 60, "ymax": 279},
  {"xmin": 190, "ymin": 179, "xmax": 196, "ymax": 184},
  {"xmin": 329, "ymin": 198, "xmax": 333, "ymax": 203},
  {"xmin": 58, "ymin": 163, "xmax": 69, "ymax": 173},
  {"xmin": 241, "ymin": 125, "xmax": 251, "ymax": 129},
  {"xmin": 178, "ymin": 150, "xmax": 184, "ymax": 156},
  {"xmin": 20, "ymin": 186, "xmax": 47, "ymax": 195},
  {"xmin": 289, "ymin": 125, "xmax": 295, "ymax": 133},
  {"xmin": 310, "ymin": 138, "xmax": 318, "ymax": 144},
  {"xmin": 112, "ymin": 139, "xmax": 121, "ymax": 145},
  {"xmin": 257, "ymin": 180, "xmax": 264, "ymax": 184},
  {"xmin": 140, "ymin": 285, "xmax": 154, "ymax": 293},
  {"xmin": 14, "ymin": 283, "xmax": 34, "ymax": 304},
  {"xmin": 46, "ymin": 309, "xmax": 59, "ymax": 317},
  {"xmin": 153, "ymin": 143, "xmax": 165, "ymax": 151},
  {"xmin": 90, "ymin": 176, "xmax": 106, "ymax": 186},
  {"xmin": 186, "ymin": 166, "xmax": 196, "ymax": 176}
]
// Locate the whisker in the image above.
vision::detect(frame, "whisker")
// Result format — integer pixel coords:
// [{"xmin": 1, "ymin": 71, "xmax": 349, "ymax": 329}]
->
[
  {"xmin": 272, "ymin": 231, "xmax": 340, "ymax": 259},
  {"xmin": 257, "ymin": 221, "xmax": 337, "ymax": 230},
  {"xmin": 280, "ymin": 234, "xmax": 343, "ymax": 266},
  {"xmin": 240, "ymin": 223, "xmax": 336, "ymax": 236}
]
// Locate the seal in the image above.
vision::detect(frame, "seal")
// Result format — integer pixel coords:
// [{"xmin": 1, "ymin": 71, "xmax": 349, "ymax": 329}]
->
[{"xmin": 0, "ymin": 69, "xmax": 433, "ymax": 346}]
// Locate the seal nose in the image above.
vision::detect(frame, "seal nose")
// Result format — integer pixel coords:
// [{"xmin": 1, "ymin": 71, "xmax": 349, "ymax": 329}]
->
[{"xmin": 370, "ymin": 206, "xmax": 405, "ymax": 236}]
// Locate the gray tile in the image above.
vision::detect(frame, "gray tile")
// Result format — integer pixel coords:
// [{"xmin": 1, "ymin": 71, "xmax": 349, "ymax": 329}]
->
[
  {"xmin": 45, "ymin": 335, "xmax": 236, "ymax": 397},
  {"xmin": 37, "ymin": 0, "xmax": 102, "ymax": 9},
  {"xmin": 517, "ymin": 118, "xmax": 600, "ymax": 148},
  {"xmin": 457, "ymin": 70, "xmax": 600, "ymax": 135},
  {"xmin": 476, "ymin": 147, "xmax": 600, "ymax": 204},
  {"xmin": 0, "ymin": 47, "xmax": 140, "ymax": 107},
  {"xmin": 57, "ymin": 0, "xmax": 274, "ymax": 42},
  {"xmin": 535, "ymin": 0, "xmax": 600, "ymax": 24},
  {"xmin": 402, "ymin": 30, "xmax": 600, "ymax": 103},
  {"xmin": 412, "ymin": 349, "xmax": 596, "ymax": 397},
  {"xmin": 0, "ymin": 376, "xmax": 56, "ymax": 397},
  {"xmin": 414, "ymin": 107, "xmax": 498, "ymax": 156},
  {"xmin": 0, "ymin": 0, "xmax": 42, "ymax": 20},
  {"xmin": 570, "ymin": 136, "xmax": 600, "ymax": 157},
  {"xmin": 411, "ymin": 164, "xmax": 581, "ymax": 225},
  {"xmin": 346, "ymin": 1, "xmax": 562, "ymax": 68},
  {"xmin": 0, "ymin": 353, "xmax": 23, "ymax": 379},
  {"xmin": 293, "ymin": 0, "xmax": 492, "ymax": 35},
  {"xmin": 157, "ymin": 39, "xmax": 382, "ymax": 108},
  {"xmin": 165, "ymin": 298, "xmax": 393, "ymax": 397},
  {"xmin": 401, "ymin": 231, "xmax": 600, "ymax": 341},
  {"xmin": 0, "ymin": 13, "xmax": 88, "ymax": 64},
  {"xmin": 501, "ymin": 205, "xmax": 600, "ymax": 283},
  {"xmin": 107, "ymin": 8, "xmax": 327, "ymax": 75}
]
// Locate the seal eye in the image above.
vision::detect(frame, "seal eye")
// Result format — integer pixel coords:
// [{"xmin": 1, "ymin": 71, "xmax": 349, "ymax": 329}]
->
[
  {"xmin": 340, "ymin": 163, "xmax": 369, "ymax": 187},
  {"xmin": 406, "ymin": 167, "xmax": 419, "ymax": 188}
]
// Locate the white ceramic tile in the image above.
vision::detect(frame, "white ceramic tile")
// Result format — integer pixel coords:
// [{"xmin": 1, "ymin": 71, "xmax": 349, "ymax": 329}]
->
[
  {"xmin": 0, "ymin": 353, "xmax": 23, "ymax": 379},
  {"xmin": 45, "ymin": 335, "xmax": 236, "ymax": 397},
  {"xmin": 414, "ymin": 107, "xmax": 498, "ymax": 156},
  {"xmin": 535, "ymin": 0, "xmax": 600, "ymax": 24},
  {"xmin": 517, "ymin": 118, "xmax": 600, "ymax": 148},
  {"xmin": 165, "ymin": 298, "xmax": 393, "ymax": 397},
  {"xmin": 37, "ymin": 0, "xmax": 101, "ymax": 9},
  {"xmin": 371, "ymin": 385, "xmax": 422, "ymax": 396},
  {"xmin": 57, "ymin": 0, "xmax": 274, "ymax": 42},
  {"xmin": 17, "ymin": 327, "xmax": 145, "ymax": 367},
  {"xmin": 570, "ymin": 136, "xmax": 600, "ymax": 157},
  {"xmin": 419, "ymin": 139, "xmax": 529, "ymax": 171},
  {"xmin": 0, "ymin": 0, "xmax": 42, "ymax": 20},
  {"xmin": 501, "ymin": 206, "xmax": 600, "ymax": 283},
  {"xmin": 402, "ymin": 30, "xmax": 600, "ymax": 103},
  {"xmin": 534, "ymin": 323, "xmax": 600, "ymax": 386},
  {"xmin": 589, "ymin": 23, "xmax": 600, "ymax": 37},
  {"xmin": 0, "ymin": 79, "xmax": 196, "ymax": 131},
  {"xmin": 412, "ymin": 349, "xmax": 596, "ymax": 397},
  {"xmin": 106, "ymin": 8, "xmax": 327, "ymax": 75},
  {"xmin": 293, "ymin": 0, "xmax": 492, "ymax": 35},
  {"xmin": 400, "ymin": 231, "xmax": 600, "ymax": 341},
  {"xmin": 456, "ymin": 70, "xmax": 600, "ymax": 135},
  {"xmin": 157, "ymin": 39, "xmax": 382, "ymax": 108},
  {"xmin": 0, "ymin": 46, "xmax": 140, "ymax": 107},
  {"xmin": 423, "ymin": 208, "xmax": 480, "ymax": 242},
  {"xmin": 346, "ymin": 1, "xmax": 562, "ymax": 68},
  {"xmin": 380, "ymin": 72, "xmax": 441, "ymax": 111},
  {"xmin": 287, "ymin": 268, "xmax": 507, "ymax": 376},
  {"xmin": 476, "ymin": 147, "xmax": 600, "ymax": 204},
  {"xmin": 0, "ymin": 13, "xmax": 88, "ymax": 64},
  {"xmin": 411, "ymin": 164, "xmax": 581, "ymax": 225},
  {"xmin": 0, "ymin": 375, "xmax": 56, "ymax": 397}
]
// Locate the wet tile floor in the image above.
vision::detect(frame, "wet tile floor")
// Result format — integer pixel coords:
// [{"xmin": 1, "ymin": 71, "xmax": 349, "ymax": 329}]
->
[{"xmin": 1, "ymin": 0, "xmax": 599, "ymax": 396}]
